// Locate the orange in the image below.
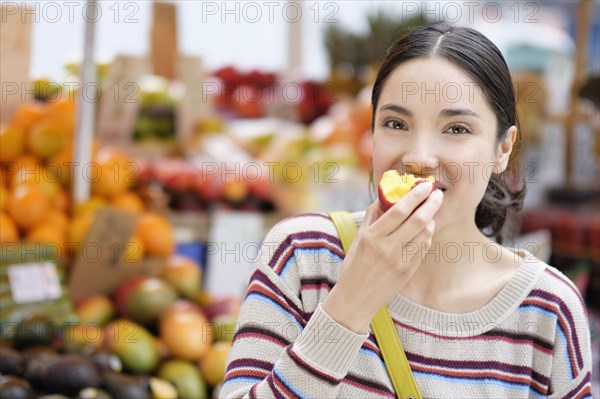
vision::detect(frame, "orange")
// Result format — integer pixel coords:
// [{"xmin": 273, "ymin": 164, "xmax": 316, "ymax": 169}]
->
[
  {"xmin": 17, "ymin": 168, "xmax": 61, "ymax": 205},
  {"xmin": 47, "ymin": 145, "xmax": 74, "ymax": 186},
  {"xmin": 110, "ymin": 191, "xmax": 145, "ymax": 213},
  {"xmin": 92, "ymin": 147, "xmax": 135, "ymax": 198},
  {"xmin": 11, "ymin": 103, "xmax": 47, "ymax": 132},
  {"xmin": 55, "ymin": 188, "xmax": 70, "ymax": 213},
  {"xmin": 8, "ymin": 154, "xmax": 43, "ymax": 189},
  {"xmin": 0, "ymin": 185, "xmax": 6, "ymax": 211},
  {"xmin": 0, "ymin": 213, "xmax": 19, "ymax": 244},
  {"xmin": 68, "ymin": 213, "xmax": 94, "ymax": 245},
  {"xmin": 0, "ymin": 125, "xmax": 25, "ymax": 163},
  {"xmin": 43, "ymin": 209, "xmax": 70, "ymax": 232},
  {"xmin": 7, "ymin": 184, "xmax": 50, "ymax": 231},
  {"xmin": 28, "ymin": 119, "xmax": 69, "ymax": 159},
  {"xmin": 47, "ymin": 100, "xmax": 76, "ymax": 135},
  {"xmin": 135, "ymin": 213, "xmax": 175, "ymax": 257},
  {"xmin": 26, "ymin": 223, "xmax": 66, "ymax": 254},
  {"xmin": 1, "ymin": 167, "xmax": 8, "ymax": 187},
  {"xmin": 74, "ymin": 196, "xmax": 107, "ymax": 218},
  {"xmin": 122, "ymin": 235, "xmax": 145, "ymax": 263}
]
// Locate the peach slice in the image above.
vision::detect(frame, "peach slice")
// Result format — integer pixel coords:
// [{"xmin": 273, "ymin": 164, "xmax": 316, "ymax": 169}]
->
[{"xmin": 378, "ymin": 170, "xmax": 436, "ymax": 211}]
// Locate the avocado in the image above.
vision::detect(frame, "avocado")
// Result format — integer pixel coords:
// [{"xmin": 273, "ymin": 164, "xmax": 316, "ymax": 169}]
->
[
  {"xmin": 22, "ymin": 350, "xmax": 59, "ymax": 389},
  {"xmin": 89, "ymin": 350, "xmax": 122, "ymax": 373},
  {"xmin": 0, "ymin": 376, "xmax": 35, "ymax": 399},
  {"xmin": 0, "ymin": 347, "xmax": 23, "ymax": 375},
  {"xmin": 19, "ymin": 345, "xmax": 57, "ymax": 363},
  {"xmin": 76, "ymin": 387, "xmax": 113, "ymax": 399},
  {"xmin": 12, "ymin": 317, "xmax": 60, "ymax": 350},
  {"xmin": 40, "ymin": 355, "xmax": 101, "ymax": 396},
  {"xmin": 101, "ymin": 371, "xmax": 151, "ymax": 399}
]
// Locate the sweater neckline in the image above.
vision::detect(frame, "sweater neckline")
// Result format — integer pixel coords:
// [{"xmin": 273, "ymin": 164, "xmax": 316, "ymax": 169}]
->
[{"xmin": 385, "ymin": 249, "xmax": 546, "ymax": 337}]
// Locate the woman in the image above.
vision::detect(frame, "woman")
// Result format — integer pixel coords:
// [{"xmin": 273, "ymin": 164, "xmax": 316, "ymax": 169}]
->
[{"xmin": 220, "ymin": 22, "xmax": 593, "ymax": 398}]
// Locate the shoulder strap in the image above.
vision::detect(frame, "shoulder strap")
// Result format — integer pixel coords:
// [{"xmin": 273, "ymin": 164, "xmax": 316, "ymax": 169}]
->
[{"xmin": 328, "ymin": 211, "xmax": 423, "ymax": 399}]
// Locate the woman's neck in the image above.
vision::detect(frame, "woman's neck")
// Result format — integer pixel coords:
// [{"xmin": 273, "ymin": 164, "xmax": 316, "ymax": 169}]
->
[{"xmin": 398, "ymin": 221, "xmax": 521, "ymax": 313}]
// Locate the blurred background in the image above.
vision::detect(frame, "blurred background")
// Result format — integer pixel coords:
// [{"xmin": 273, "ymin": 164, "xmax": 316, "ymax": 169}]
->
[{"xmin": 1, "ymin": 1, "xmax": 599, "ymax": 398}]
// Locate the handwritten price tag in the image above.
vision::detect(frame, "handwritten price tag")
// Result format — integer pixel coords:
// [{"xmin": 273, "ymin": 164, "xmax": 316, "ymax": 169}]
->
[{"xmin": 68, "ymin": 208, "xmax": 140, "ymax": 302}]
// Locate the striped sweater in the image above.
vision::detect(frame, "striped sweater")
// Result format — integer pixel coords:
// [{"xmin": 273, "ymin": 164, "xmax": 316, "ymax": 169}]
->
[{"xmin": 220, "ymin": 212, "xmax": 593, "ymax": 399}]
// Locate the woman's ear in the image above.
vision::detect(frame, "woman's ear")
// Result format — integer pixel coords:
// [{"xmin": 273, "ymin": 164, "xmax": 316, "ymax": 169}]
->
[{"xmin": 494, "ymin": 126, "xmax": 517, "ymax": 174}]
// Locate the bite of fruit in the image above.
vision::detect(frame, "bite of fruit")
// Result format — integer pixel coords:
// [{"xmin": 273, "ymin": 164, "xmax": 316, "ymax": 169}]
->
[{"xmin": 378, "ymin": 170, "xmax": 443, "ymax": 211}]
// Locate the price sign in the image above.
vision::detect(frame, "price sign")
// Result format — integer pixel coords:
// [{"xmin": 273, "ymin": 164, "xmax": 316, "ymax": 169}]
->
[
  {"xmin": 177, "ymin": 55, "xmax": 214, "ymax": 147},
  {"xmin": 8, "ymin": 262, "xmax": 62, "ymax": 304},
  {"xmin": 0, "ymin": 3, "xmax": 33, "ymax": 123},
  {"xmin": 204, "ymin": 211, "xmax": 265, "ymax": 298},
  {"xmin": 68, "ymin": 208, "xmax": 146, "ymax": 302},
  {"xmin": 96, "ymin": 55, "xmax": 149, "ymax": 146}
]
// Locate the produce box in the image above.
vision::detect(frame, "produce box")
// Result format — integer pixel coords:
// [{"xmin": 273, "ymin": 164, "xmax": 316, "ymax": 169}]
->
[{"xmin": 0, "ymin": 243, "xmax": 77, "ymax": 341}]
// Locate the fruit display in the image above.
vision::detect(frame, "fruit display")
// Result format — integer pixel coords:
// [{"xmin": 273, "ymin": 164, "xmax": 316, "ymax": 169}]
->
[
  {"xmin": 0, "ymin": 252, "xmax": 240, "ymax": 398},
  {"xmin": 0, "ymin": 100, "xmax": 238, "ymax": 398},
  {"xmin": 0, "ymin": 100, "xmax": 176, "ymax": 266}
]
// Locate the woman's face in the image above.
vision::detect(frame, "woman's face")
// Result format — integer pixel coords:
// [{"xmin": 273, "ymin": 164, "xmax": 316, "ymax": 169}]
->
[{"xmin": 372, "ymin": 57, "xmax": 515, "ymax": 232}]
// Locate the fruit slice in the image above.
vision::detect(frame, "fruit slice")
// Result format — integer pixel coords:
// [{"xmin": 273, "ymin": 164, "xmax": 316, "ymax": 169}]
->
[{"xmin": 378, "ymin": 170, "xmax": 435, "ymax": 211}]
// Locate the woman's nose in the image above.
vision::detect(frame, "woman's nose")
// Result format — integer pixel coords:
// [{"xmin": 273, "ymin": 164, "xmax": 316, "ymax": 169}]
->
[{"xmin": 401, "ymin": 136, "xmax": 438, "ymax": 176}]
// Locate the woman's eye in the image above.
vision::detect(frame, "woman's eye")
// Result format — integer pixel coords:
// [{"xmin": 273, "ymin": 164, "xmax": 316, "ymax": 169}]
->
[
  {"xmin": 445, "ymin": 125, "xmax": 471, "ymax": 135},
  {"xmin": 384, "ymin": 120, "xmax": 407, "ymax": 130}
]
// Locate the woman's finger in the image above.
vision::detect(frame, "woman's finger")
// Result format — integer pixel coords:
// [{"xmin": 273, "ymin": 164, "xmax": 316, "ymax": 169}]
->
[{"xmin": 372, "ymin": 182, "xmax": 438, "ymax": 236}]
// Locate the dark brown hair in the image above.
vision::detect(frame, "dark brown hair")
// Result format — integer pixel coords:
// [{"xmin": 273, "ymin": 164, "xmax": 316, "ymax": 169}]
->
[{"xmin": 371, "ymin": 22, "xmax": 526, "ymax": 244}]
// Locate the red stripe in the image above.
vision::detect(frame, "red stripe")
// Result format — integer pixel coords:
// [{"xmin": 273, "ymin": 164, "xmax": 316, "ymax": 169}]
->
[
  {"xmin": 362, "ymin": 339, "xmax": 381, "ymax": 356},
  {"xmin": 301, "ymin": 283, "xmax": 331, "ymax": 290},
  {"xmin": 266, "ymin": 374, "xmax": 285, "ymax": 399},
  {"xmin": 573, "ymin": 385, "xmax": 592, "ymax": 399},
  {"xmin": 272, "ymin": 371, "xmax": 298, "ymax": 398},
  {"xmin": 273, "ymin": 245, "xmax": 294, "ymax": 274},
  {"xmin": 224, "ymin": 368, "xmax": 268, "ymax": 381}
]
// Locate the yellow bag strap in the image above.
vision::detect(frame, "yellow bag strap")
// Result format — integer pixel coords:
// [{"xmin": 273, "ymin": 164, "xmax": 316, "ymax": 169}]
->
[{"xmin": 329, "ymin": 211, "xmax": 423, "ymax": 399}]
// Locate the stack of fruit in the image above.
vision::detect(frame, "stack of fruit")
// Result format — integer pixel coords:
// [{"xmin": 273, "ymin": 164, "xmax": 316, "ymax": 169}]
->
[
  {"xmin": 212, "ymin": 66, "xmax": 335, "ymax": 123},
  {"xmin": 137, "ymin": 158, "xmax": 275, "ymax": 212},
  {"xmin": 0, "ymin": 254, "xmax": 240, "ymax": 398},
  {"xmin": 0, "ymin": 100, "xmax": 175, "ymax": 264}
]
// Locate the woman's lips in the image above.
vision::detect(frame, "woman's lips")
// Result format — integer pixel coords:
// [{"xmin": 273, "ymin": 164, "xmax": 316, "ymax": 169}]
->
[{"xmin": 433, "ymin": 180, "xmax": 447, "ymax": 192}]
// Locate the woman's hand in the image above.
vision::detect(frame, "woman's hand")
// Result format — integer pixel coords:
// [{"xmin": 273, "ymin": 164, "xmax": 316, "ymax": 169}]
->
[{"xmin": 322, "ymin": 182, "xmax": 443, "ymax": 334}]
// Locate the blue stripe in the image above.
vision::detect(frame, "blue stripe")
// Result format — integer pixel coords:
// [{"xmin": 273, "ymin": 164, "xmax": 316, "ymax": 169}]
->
[
  {"xmin": 279, "ymin": 253, "xmax": 297, "ymax": 278},
  {"xmin": 222, "ymin": 375, "xmax": 263, "ymax": 387},
  {"xmin": 556, "ymin": 322, "xmax": 575, "ymax": 379},
  {"xmin": 280, "ymin": 247, "xmax": 342, "ymax": 278},
  {"xmin": 246, "ymin": 293, "xmax": 303, "ymax": 329},
  {"xmin": 414, "ymin": 371, "xmax": 545, "ymax": 399},
  {"xmin": 359, "ymin": 347, "xmax": 385, "ymax": 366},
  {"xmin": 518, "ymin": 304, "xmax": 574, "ymax": 378},
  {"xmin": 273, "ymin": 367, "xmax": 309, "ymax": 399},
  {"xmin": 517, "ymin": 304, "xmax": 558, "ymax": 320}
]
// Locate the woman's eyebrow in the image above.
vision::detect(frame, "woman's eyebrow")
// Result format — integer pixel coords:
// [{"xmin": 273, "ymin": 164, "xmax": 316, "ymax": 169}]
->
[
  {"xmin": 439, "ymin": 108, "xmax": 481, "ymax": 119},
  {"xmin": 379, "ymin": 103, "xmax": 412, "ymax": 117}
]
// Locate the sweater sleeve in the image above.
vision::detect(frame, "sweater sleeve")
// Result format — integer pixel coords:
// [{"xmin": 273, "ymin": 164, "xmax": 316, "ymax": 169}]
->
[
  {"xmin": 546, "ymin": 279, "xmax": 593, "ymax": 399},
  {"xmin": 219, "ymin": 217, "xmax": 368, "ymax": 399}
]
